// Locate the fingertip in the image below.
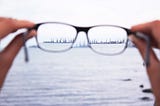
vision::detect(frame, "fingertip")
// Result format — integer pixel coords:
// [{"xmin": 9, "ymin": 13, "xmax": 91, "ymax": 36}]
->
[
  {"xmin": 131, "ymin": 22, "xmax": 153, "ymax": 34},
  {"xmin": 131, "ymin": 24, "xmax": 145, "ymax": 32},
  {"xmin": 128, "ymin": 34, "xmax": 138, "ymax": 44},
  {"xmin": 27, "ymin": 30, "xmax": 37, "ymax": 39},
  {"xmin": 130, "ymin": 25, "xmax": 138, "ymax": 32},
  {"xmin": 15, "ymin": 20, "xmax": 35, "ymax": 29}
]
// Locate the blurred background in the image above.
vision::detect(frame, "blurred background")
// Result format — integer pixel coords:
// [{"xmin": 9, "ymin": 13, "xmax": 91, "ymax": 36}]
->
[{"xmin": 0, "ymin": 0, "xmax": 160, "ymax": 106}]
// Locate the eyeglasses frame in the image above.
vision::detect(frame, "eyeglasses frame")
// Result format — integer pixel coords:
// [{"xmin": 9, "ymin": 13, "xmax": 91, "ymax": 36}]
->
[{"xmin": 22, "ymin": 22, "xmax": 151, "ymax": 67}]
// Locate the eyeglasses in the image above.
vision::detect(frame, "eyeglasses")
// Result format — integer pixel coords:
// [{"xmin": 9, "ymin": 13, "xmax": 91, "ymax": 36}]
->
[{"xmin": 23, "ymin": 22, "xmax": 150, "ymax": 67}]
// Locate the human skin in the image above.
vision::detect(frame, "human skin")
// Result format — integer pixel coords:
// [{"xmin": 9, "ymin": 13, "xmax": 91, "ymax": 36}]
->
[
  {"xmin": 0, "ymin": 17, "xmax": 36, "ymax": 89},
  {"xmin": 131, "ymin": 20, "xmax": 160, "ymax": 106}
]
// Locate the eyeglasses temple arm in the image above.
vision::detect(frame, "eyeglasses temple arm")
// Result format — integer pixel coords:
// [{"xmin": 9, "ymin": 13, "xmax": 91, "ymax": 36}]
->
[
  {"xmin": 134, "ymin": 32, "xmax": 151, "ymax": 67},
  {"xmin": 22, "ymin": 30, "xmax": 29, "ymax": 62}
]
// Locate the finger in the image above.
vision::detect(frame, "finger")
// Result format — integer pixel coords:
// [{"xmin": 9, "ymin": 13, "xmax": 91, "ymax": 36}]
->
[
  {"xmin": 0, "ymin": 17, "xmax": 8, "ymax": 21},
  {"xmin": 129, "ymin": 35, "xmax": 159, "ymax": 67},
  {"xmin": 131, "ymin": 20, "xmax": 160, "ymax": 39},
  {"xmin": 129, "ymin": 35, "xmax": 160, "ymax": 100},
  {"xmin": 0, "ymin": 17, "xmax": 35, "ymax": 39},
  {"xmin": 0, "ymin": 30, "xmax": 36, "ymax": 62},
  {"xmin": 131, "ymin": 22, "xmax": 153, "ymax": 35}
]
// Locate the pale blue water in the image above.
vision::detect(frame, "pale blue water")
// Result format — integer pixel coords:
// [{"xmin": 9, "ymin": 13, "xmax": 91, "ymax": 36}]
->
[
  {"xmin": 0, "ymin": 0, "xmax": 158, "ymax": 105},
  {"xmin": 0, "ymin": 47, "xmax": 154, "ymax": 106}
]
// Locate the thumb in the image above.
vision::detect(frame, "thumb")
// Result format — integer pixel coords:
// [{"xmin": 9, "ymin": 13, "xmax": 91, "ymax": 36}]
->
[
  {"xmin": 129, "ymin": 35, "xmax": 159, "ymax": 68},
  {"xmin": 1, "ymin": 30, "xmax": 36, "ymax": 62},
  {"xmin": 129, "ymin": 35, "xmax": 160, "ymax": 102},
  {"xmin": 129, "ymin": 35, "xmax": 147, "ymax": 62}
]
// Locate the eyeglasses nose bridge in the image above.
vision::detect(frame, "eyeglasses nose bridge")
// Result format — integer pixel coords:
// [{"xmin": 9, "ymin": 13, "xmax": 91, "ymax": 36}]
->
[
  {"xmin": 75, "ymin": 27, "xmax": 90, "ymax": 33},
  {"xmin": 74, "ymin": 27, "xmax": 91, "ymax": 46}
]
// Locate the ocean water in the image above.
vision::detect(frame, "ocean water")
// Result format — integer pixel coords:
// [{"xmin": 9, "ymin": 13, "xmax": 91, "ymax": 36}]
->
[
  {"xmin": 0, "ymin": 0, "xmax": 159, "ymax": 105},
  {"xmin": 0, "ymin": 47, "xmax": 154, "ymax": 106}
]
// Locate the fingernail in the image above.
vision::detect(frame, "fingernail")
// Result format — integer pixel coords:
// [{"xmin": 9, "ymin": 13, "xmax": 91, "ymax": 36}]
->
[
  {"xmin": 128, "ymin": 35, "xmax": 134, "ymax": 42},
  {"xmin": 28, "ymin": 30, "xmax": 36, "ymax": 38}
]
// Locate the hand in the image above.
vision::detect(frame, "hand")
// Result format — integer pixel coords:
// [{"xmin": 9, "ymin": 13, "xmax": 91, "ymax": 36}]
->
[
  {"xmin": 131, "ymin": 20, "xmax": 160, "ymax": 106},
  {"xmin": 0, "ymin": 17, "xmax": 36, "ymax": 89}
]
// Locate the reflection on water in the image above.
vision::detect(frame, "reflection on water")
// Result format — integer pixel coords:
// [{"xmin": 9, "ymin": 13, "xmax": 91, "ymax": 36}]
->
[{"xmin": 0, "ymin": 48, "xmax": 154, "ymax": 106}]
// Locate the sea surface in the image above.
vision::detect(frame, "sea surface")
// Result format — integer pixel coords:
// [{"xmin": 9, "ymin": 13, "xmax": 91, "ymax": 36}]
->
[{"xmin": 0, "ymin": 47, "xmax": 154, "ymax": 106}]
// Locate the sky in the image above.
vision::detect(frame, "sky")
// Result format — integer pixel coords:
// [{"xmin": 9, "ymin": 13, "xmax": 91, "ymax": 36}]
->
[
  {"xmin": 0, "ymin": 0, "xmax": 160, "ymax": 47},
  {"xmin": 0, "ymin": 0, "xmax": 160, "ymax": 26}
]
